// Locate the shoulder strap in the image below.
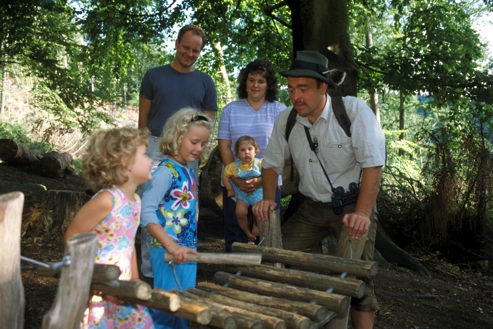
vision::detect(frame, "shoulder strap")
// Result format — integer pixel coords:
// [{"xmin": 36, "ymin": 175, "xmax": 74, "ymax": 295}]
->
[
  {"xmin": 285, "ymin": 107, "xmax": 298, "ymax": 142},
  {"xmin": 332, "ymin": 96, "xmax": 351, "ymax": 137}
]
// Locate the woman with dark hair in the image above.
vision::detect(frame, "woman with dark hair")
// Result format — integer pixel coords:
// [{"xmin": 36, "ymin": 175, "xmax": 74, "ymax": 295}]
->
[{"xmin": 218, "ymin": 59, "xmax": 286, "ymax": 252}]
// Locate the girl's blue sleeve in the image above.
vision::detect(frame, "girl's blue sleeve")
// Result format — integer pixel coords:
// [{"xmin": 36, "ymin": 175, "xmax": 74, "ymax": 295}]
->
[{"xmin": 141, "ymin": 166, "xmax": 172, "ymax": 228}]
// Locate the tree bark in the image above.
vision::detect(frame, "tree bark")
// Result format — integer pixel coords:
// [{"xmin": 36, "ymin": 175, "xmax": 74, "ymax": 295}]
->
[
  {"xmin": 39, "ymin": 151, "xmax": 73, "ymax": 178},
  {"xmin": 0, "ymin": 138, "xmax": 39, "ymax": 165},
  {"xmin": 0, "ymin": 192, "xmax": 25, "ymax": 329}
]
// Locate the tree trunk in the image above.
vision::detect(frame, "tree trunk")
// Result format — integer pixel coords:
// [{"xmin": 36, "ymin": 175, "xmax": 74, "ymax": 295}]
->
[
  {"xmin": 0, "ymin": 138, "xmax": 39, "ymax": 165},
  {"xmin": 288, "ymin": 0, "xmax": 357, "ymax": 96},
  {"xmin": 39, "ymin": 151, "xmax": 73, "ymax": 178}
]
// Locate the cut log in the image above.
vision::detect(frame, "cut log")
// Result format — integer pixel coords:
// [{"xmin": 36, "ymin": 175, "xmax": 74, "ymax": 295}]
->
[
  {"xmin": 232, "ymin": 243, "xmax": 378, "ymax": 278},
  {"xmin": 92, "ymin": 279, "xmax": 152, "ymax": 300},
  {"xmin": 199, "ymin": 145, "xmax": 223, "ymax": 215},
  {"xmin": 175, "ymin": 289, "xmax": 284, "ymax": 329},
  {"xmin": 213, "ymin": 271, "xmax": 350, "ymax": 316},
  {"xmin": 41, "ymin": 232, "xmax": 98, "ymax": 329},
  {"xmin": 226, "ymin": 264, "xmax": 365, "ymax": 298},
  {"xmin": 168, "ymin": 290, "xmax": 213, "ymax": 325},
  {"xmin": 189, "ymin": 288, "xmax": 311, "ymax": 329},
  {"xmin": 198, "ymin": 282, "xmax": 330, "ymax": 322},
  {"xmin": 0, "ymin": 192, "xmax": 25, "ymax": 329},
  {"xmin": 39, "ymin": 151, "xmax": 74, "ymax": 178},
  {"xmin": 0, "ymin": 139, "xmax": 39, "ymax": 165},
  {"xmin": 126, "ymin": 289, "xmax": 181, "ymax": 313},
  {"xmin": 164, "ymin": 252, "xmax": 261, "ymax": 265}
]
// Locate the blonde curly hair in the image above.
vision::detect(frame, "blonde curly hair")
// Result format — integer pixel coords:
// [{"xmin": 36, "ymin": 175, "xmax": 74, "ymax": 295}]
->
[
  {"xmin": 82, "ymin": 127, "xmax": 149, "ymax": 191},
  {"xmin": 159, "ymin": 107, "xmax": 212, "ymax": 159}
]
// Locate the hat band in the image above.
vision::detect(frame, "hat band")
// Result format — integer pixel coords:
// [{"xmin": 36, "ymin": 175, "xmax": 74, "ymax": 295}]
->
[{"xmin": 290, "ymin": 60, "xmax": 328, "ymax": 76}]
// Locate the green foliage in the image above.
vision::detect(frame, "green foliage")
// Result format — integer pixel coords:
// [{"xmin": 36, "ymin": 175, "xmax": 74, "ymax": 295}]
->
[{"xmin": 0, "ymin": 121, "xmax": 52, "ymax": 154}]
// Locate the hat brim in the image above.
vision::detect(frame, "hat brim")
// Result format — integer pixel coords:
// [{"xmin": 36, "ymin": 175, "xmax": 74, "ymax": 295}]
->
[{"xmin": 281, "ymin": 69, "xmax": 336, "ymax": 88}]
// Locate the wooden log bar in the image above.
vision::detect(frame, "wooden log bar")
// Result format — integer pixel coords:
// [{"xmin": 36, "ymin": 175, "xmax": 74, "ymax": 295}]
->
[
  {"xmin": 92, "ymin": 279, "xmax": 152, "ymax": 300},
  {"xmin": 169, "ymin": 291, "xmax": 213, "ymax": 325},
  {"xmin": 42, "ymin": 232, "xmax": 98, "ymax": 329},
  {"xmin": 32, "ymin": 263, "xmax": 121, "ymax": 282},
  {"xmin": 0, "ymin": 192, "xmax": 25, "ymax": 329},
  {"xmin": 232, "ymin": 243, "xmax": 378, "ymax": 278},
  {"xmin": 189, "ymin": 288, "xmax": 311, "ymax": 329},
  {"xmin": 173, "ymin": 289, "xmax": 262, "ymax": 329},
  {"xmin": 214, "ymin": 272, "xmax": 350, "ymax": 316},
  {"xmin": 126, "ymin": 289, "xmax": 181, "ymax": 313},
  {"xmin": 175, "ymin": 289, "xmax": 283, "ymax": 329},
  {"xmin": 227, "ymin": 264, "xmax": 365, "ymax": 298},
  {"xmin": 198, "ymin": 282, "xmax": 330, "ymax": 322},
  {"xmin": 164, "ymin": 252, "xmax": 262, "ymax": 265}
]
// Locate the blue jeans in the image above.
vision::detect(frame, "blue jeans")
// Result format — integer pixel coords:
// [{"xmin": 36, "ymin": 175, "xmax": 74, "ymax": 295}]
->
[{"xmin": 223, "ymin": 186, "xmax": 281, "ymax": 252}]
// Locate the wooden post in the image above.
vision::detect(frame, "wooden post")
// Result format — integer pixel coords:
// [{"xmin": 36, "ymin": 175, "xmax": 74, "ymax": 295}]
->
[
  {"xmin": 42, "ymin": 232, "xmax": 98, "ymax": 329},
  {"xmin": 0, "ymin": 192, "xmax": 25, "ymax": 329},
  {"xmin": 258, "ymin": 209, "xmax": 283, "ymax": 249}
]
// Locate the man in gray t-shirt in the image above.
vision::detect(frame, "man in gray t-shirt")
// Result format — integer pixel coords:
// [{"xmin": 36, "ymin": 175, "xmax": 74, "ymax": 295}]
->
[{"xmin": 138, "ymin": 24, "xmax": 218, "ymax": 283}]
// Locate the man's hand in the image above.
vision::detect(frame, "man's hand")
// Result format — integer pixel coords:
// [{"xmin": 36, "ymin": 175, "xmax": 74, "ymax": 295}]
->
[
  {"xmin": 252, "ymin": 199, "xmax": 277, "ymax": 221},
  {"xmin": 342, "ymin": 211, "xmax": 371, "ymax": 240}
]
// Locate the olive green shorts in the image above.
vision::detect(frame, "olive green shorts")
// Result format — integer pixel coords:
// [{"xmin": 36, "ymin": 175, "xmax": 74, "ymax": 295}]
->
[{"xmin": 281, "ymin": 196, "xmax": 379, "ymax": 312}]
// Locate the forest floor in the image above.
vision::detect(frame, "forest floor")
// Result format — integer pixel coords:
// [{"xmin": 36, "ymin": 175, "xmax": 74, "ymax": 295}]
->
[{"xmin": 2, "ymin": 163, "xmax": 493, "ymax": 329}]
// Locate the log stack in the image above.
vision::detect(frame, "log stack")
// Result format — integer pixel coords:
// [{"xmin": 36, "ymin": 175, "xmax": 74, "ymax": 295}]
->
[{"xmin": 28, "ymin": 243, "xmax": 376, "ymax": 328}]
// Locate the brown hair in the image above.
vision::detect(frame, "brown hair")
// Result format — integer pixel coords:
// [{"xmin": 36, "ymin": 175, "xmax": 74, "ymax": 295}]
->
[
  {"xmin": 177, "ymin": 24, "xmax": 206, "ymax": 50},
  {"xmin": 234, "ymin": 135, "xmax": 259, "ymax": 155},
  {"xmin": 82, "ymin": 127, "xmax": 149, "ymax": 191}
]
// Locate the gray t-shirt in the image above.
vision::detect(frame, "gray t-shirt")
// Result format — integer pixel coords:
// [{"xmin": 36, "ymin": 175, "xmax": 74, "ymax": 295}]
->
[{"xmin": 140, "ymin": 64, "xmax": 217, "ymax": 136}]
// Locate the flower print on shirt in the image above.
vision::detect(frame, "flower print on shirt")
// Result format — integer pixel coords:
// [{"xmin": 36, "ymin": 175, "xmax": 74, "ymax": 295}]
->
[
  {"xmin": 170, "ymin": 180, "xmax": 194, "ymax": 210},
  {"xmin": 163, "ymin": 209, "xmax": 189, "ymax": 234}
]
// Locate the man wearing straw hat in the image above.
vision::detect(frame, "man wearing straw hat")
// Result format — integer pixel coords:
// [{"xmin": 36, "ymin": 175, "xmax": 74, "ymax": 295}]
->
[{"xmin": 253, "ymin": 50, "xmax": 385, "ymax": 329}]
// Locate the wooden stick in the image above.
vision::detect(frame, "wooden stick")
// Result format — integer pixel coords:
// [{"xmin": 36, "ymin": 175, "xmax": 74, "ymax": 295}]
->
[
  {"xmin": 232, "ymin": 243, "xmax": 378, "ymax": 278},
  {"xmin": 0, "ymin": 192, "xmax": 25, "ymax": 329},
  {"xmin": 214, "ymin": 271, "xmax": 350, "ymax": 316},
  {"xmin": 32, "ymin": 263, "xmax": 121, "ymax": 282},
  {"xmin": 42, "ymin": 232, "xmax": 98, "ymax": 329},
  {"xmin": 188, "ymin": 288, "xmax": 311, "ymax": 329},
  {"xmin": 164, "ymin": 252, "xmax": 261, "ymax": 265},
  {"xmin": 125, "ymin": 289, "xmax": 181, "ymax": 313},
  {"xmin": 174, "ymin": 289, "xmax": 283, "ymax": 329},
  {"xmin": 198, "ymin": 282, "xmax": 330, "ymax": 322},
  {"xmin": 167, "ymin": 290, "xmax": 213, "ymax": 325},
  {"xmin": 92, "ymin": 279, "xmax": 152, "ymax": 300},
  {"xmin": 227, "ymin": 264, "xmax": 365, "ymax": 298}
]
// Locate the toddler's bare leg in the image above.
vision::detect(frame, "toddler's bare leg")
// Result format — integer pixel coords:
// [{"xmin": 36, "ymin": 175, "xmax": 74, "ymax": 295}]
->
[{"xmin": 235, "ymin": 200, "xmax": 256, "ymax": 241}]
